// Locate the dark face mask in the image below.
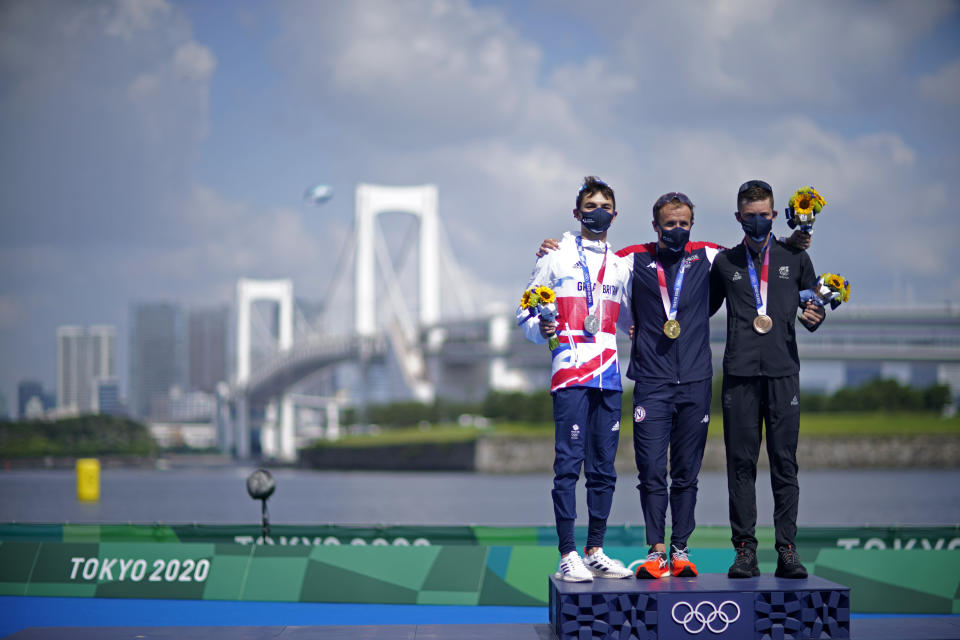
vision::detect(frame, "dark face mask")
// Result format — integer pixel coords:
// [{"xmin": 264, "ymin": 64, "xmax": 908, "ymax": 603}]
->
[
  {"xmin": 740, "ymin": 214, "xmax": 773, "ymax": 242},
  {"xmin": 658, "ymin": 226, "xmax": 690, "ymax": 253},
  {"xmin": 579, "ymin": 207, "xmax": 615, "ymax": 234}
]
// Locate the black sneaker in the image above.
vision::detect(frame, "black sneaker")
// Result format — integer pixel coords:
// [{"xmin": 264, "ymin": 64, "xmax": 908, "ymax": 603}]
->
[
  {"xmin": 728, "ymin": 542, "xmax": 760, "ymax": 578},
  {"xmin": 775, "ymin": 544, "xmax": 808, "ymax": 579}
]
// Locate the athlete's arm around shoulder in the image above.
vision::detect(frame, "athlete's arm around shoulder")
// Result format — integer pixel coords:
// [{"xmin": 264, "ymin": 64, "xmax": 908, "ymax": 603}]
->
[
  {"xmin": 708, "ymin": 246, "xmax": 731, "ymax": 316},
  {"xmin": 687, "ymin": 240, "xmax": 725, "ymax": 266}
]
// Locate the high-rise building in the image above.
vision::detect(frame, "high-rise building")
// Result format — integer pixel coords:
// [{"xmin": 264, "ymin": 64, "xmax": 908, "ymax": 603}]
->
[
  {"xmin": 57, "ymin": 325, "xmax": 116, "ymax": 414},
  {"xmin": 93, "ymin": 377, "xmax": 125, "ymax": 416},
  {"xmin": 89, "ymin": 325, "xmax": 116, "ymax": 381},
  {"xmin": 129, "ymin": 303, "xmax": 185, "ymax": 419},
  {"xmin": 18, "ymin": 380, "xmax": 44, "ymax": 419},
  {"xmin": 188, "ymin": 306, "xmax": 230, "ymax": 394}
]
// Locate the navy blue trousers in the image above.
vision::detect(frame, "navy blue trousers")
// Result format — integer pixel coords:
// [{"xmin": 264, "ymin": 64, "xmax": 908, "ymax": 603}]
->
[
  {"xmin": 551, "ymin": 387, "xmax": 622, "ymax": 555},
  {"xmin": 632, "ymin": 378, "xmax": 712, "ymax": 549}
]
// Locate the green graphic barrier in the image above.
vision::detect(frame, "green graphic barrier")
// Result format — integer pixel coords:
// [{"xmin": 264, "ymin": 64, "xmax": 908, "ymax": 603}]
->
[
  {"xmin": 2, "ymin": 523, "xmax": 958, "ymax": 551},
  {"xmin": 0, "ymin": 525, "xmax": 958, "ymax": 613}
]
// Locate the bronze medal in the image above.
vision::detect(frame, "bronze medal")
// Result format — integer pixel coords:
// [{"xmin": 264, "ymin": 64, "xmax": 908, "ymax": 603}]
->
[
  {"xmin": 663, "ymin": 319, "xmax": 681, "ymax": 339},
  {"xmin": 753, "ymin": 314, "xmax": 773, "ymax": 334}
]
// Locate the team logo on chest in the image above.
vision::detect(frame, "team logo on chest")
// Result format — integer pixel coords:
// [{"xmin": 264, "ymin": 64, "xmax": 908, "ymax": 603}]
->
[{"xmin": 779, "ymin": 265, "xmax": 790, "ymax": 279}]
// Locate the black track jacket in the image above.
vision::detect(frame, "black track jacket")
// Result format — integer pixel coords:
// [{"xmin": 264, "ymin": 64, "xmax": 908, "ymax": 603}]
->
[{"xmin": 709, "ymin": 238, "xmax": 821, "ymax": 377}]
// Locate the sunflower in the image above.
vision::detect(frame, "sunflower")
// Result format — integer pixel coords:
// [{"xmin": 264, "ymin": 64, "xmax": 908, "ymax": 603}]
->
[
  {"xmin": 535, "ymin": 285, "xmax": 556, "ymax": 304},
  {"xmin": 826, "ymin": 274, "xmax": 844, "ymax": 290},
  {"xmin": 790, "ymin": 186, "xmax": 826, "ymax": 216},
  {"xmin": 792, "ymin": 190, "xmax": 816, "ymax": 215},
  {"xmin": 520, "ymin": 289, "xmax": 535, "ymax": 309},
  {"xmin": 821, "ymin": 273, "xmax": 851, "ymax": 304}
]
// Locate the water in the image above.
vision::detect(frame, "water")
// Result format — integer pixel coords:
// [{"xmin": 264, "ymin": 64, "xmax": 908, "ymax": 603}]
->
[{"xmin": 1, "ymin": 467, "xmax": 957, "ymax": 526}]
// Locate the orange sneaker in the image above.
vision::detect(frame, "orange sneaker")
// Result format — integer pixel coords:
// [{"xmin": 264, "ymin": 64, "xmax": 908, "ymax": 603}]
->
[
  {"xmin": 670, "ymin": 545, "xmax": 698, "ymax": 577},
  {"xmin": 634, "ymin": 549, "xmax": 669, "ymax": 579}
]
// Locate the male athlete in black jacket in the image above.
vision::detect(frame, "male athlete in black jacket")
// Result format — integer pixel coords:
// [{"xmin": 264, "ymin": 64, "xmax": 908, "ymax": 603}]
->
[{"xmin": 709, "ymin": 179, "xmax": 825, "ymax": 579}]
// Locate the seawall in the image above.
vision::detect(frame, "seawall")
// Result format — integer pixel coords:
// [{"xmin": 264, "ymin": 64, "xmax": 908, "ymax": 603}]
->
[{"xmin": 300, "ymin": 434, "xmax": 960, "ymax": 472}]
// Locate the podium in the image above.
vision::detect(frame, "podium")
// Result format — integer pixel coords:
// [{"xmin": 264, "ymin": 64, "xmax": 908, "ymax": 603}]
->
[{"xmin": 549, "ymin": 573, "xmax": 849, "ymax": 639}]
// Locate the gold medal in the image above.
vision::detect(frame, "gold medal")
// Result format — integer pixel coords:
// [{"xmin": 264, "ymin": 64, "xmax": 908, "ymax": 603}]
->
[
  {"xmin": 753, "ymin": 314, "xmax": 773, "ymax": 334},
  {"xmin": 663, "ymin": 319, "xmax": 681, "ymax": 339}
]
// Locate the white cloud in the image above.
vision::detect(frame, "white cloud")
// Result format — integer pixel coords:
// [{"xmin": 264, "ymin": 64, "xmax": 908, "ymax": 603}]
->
[
  {"xmin": 105, "ymin": 0, "xmax": 172, "ymax": 40},
  {"xmin": 606, "ymin": 1, "xmax": 955, "ymax": 116},
  {"xmin": 0, "ymin": 0, "xmax": 214, "ymax": 247},
  {"xmin": 275, "ymin": 0, "xmax": 557, "ymax": 143},
  {"xmin": 918, "ymin": 58, "xmax": 960, "ymax": 105}
]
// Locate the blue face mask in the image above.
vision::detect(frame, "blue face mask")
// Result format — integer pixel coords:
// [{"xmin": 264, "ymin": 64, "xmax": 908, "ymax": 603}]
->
[
  {"xmin": 740, "ymin": 214, "xmax": 773, "ymax": 242},
  {"xmin": 659, "ymin": 226, "xmax": 690, "ymax": 253},
  {"xmin": 579, "ymin": 207, "xmax": 615, "ymax": 234}
]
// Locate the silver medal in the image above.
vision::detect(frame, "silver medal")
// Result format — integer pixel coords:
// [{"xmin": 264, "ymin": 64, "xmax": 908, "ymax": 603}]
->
[{"xmin": 583, "ymin": 314, "xmax": 600, "ymax": 335}]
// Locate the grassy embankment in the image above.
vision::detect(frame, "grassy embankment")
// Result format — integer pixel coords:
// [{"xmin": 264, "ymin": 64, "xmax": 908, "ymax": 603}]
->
[{"xmin": 315, "ymin": 412, "xmax": 960, "ymax": 448}]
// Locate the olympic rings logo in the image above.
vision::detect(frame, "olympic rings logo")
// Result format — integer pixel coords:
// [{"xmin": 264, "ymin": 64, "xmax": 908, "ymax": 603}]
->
[{"xmin": 671, "ymin": 600, "xmax": 741, "ymax": 634}]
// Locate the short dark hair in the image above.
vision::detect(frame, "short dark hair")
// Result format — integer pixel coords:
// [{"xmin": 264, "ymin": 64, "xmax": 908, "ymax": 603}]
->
[
  {"xmin": 576, "ymin": 176, "xmax": 615, "ymax": 211},
  {"xmin": 737, "ymin": 179, "xmax": 774, "ymax": 210},
  {"xmin": 652, "ymin": 192, "xmax": 695, "ymax": 225}
]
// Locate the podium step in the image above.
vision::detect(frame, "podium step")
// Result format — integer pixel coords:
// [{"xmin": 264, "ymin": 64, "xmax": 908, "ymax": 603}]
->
[{"xmin": 549, "ymin": 573, "xmax": 850, "ymax": 639}]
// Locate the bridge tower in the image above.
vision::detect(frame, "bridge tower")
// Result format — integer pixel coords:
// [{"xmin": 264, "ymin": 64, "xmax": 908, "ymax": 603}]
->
[
  {"xmin": 355, "ymin": 184, "xmax": 438, "ymax": 402},
  {"xmin": 235, "ymin": 278, "xmax": 296, "ymax": 461},
  {"xmin": 355, "ymin": 184, "xmax": 439, "ymax": 335}
]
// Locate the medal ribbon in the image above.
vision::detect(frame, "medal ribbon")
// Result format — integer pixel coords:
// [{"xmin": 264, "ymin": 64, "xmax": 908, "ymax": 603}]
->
[
  {"xmin": 655, "ymin": 247, "xmax": 688, "ymax": 323},
  {"xmin": 575, "ymin": 236, "xmax": 608, "ymax": 316},
  {"xmin": 745, "ymin": 239, "xmax": 770, "ymax": 317}
]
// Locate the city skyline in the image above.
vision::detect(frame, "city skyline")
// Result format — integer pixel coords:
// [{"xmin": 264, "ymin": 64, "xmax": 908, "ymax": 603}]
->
[{"xmin": 2, "ymin": 1, "xmax": 960, "ymax": 405}]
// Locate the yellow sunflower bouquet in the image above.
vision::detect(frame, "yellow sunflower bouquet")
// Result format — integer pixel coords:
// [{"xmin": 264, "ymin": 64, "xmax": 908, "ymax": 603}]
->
[
  {"xmin": 800, "ymin": 272, "xmax": 851, "ymax": 311},
  {"xmin": 785, "ymin": 186, "xmax": 827, "ymax": 234},
  {"xmin": 520, "ymin": 285, "xmax": 560, "ymax": 349}
]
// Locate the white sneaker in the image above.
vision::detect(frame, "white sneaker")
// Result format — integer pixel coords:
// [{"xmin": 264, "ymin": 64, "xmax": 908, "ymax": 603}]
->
[
  {"xmin": 583, "ymin": 548, "xmax": 633, "ymax": 579},
  {"xmin": 555, "ymin": 551, "xmax": 594, "ymax": 582}
]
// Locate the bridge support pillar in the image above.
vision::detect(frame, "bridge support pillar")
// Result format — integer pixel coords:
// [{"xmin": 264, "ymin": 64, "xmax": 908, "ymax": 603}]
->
[
  {"xmin": 488, "ymin": 314, "xmax": 528, "ymax": 392},
  {"xmin": 325, "ymin": 401, "xmax": 340, "ymax": 440},
  {"xmin": 279, "ymin": 393, "xmax": 296, "ymax": 462},
  {"xmin": 236, "ymin": 395, "xmax": 250, "ymax": 460},
  {"xmin": 261, "ymin": 401, "xmax": 278, "ymax": 459},
  {"xmin": 216, "ymin": 383, "xmax": 234, "ymax": 454}
]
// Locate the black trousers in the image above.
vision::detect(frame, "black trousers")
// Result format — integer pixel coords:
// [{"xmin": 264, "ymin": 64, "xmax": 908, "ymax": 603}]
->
[{"xmin": 721, "ymin": 373, "xmax": 800, "ymax": 550}]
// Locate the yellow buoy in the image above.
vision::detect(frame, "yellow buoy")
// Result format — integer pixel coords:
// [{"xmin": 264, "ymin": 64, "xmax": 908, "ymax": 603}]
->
[{"xmin": 76, "ymin": 458, "xmax": 100, "ymax": 502}]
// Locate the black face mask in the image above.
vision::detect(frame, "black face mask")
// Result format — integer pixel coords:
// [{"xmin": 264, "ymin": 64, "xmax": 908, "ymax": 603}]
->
[
  {"xmin": 579, "ymin": 207, "xmax": 615, "ymax": 234},
  {"xmin": 740, "ymin": 214, "xmax": 773, "ymax": 242},
  {"xmin": 659, "ymin": 226, "xmax": 690, "ymax": 253}
]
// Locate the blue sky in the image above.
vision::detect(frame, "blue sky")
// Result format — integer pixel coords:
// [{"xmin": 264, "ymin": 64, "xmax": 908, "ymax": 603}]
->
[{"xmin": 2, "ymin": 0, "xmax": 960, "ymax": 405}]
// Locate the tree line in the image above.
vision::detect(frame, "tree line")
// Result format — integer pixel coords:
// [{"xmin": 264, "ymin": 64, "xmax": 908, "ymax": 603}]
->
[
  {"xmin": 0, "ymin": 415, "xmax": 156, "ymax": 458},
  {"xmin": 351, "ymin": 378, "xmax": 953, "ymax": 428}
]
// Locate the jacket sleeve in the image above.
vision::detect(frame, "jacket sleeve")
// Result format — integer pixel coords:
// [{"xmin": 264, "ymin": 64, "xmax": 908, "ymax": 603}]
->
[
  {"xmin": 616, "ymin": 255, "xmax": 634, "ymax": 336},
  {"xmin": 709, "ymin": 257, "xmax": 726, "ymax": 317},
  {"xmin": 797, "ymin": 250, "xmax": 825, "ymax": 333},
  {"xmin": 517, "ymin": 253, "xmax": 554, "ymax": 344}
]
